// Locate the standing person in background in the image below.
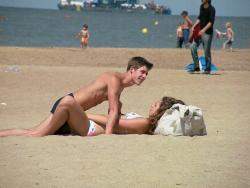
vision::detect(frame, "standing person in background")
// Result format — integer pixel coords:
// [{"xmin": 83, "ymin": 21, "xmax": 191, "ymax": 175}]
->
[
  {"xmin": 221, "ymin": 22, "xmax": 234, "ymax": 52},
  {"xmin": 76, "ymin": 24, "xmax": 90, "ymax": 48},
  {"xmin": 176, "ymin": 23, "xmax": 184, "ymax": 48},
  {"xmin": 181, "ymin": 10, "xmax": 193, "ymax": 48},
  {"xmin": 190, "ymin": 0, "xmax": 216, "ymax": 74}
]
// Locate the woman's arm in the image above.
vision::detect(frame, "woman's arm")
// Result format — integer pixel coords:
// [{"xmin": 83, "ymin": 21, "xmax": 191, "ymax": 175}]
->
[
  {"xmin": 115, "ymin": 118, "xmax": 150, "ymax": 134},
  {"xmin": 87, "ymin": 113, "xmax": 107, "ymax": 127}
]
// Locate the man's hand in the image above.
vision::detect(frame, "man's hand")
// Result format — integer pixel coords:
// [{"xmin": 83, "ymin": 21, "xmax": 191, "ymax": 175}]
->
[{"xmin": 198, "ymin": 29, "xmax": 205, "ymax": 36}]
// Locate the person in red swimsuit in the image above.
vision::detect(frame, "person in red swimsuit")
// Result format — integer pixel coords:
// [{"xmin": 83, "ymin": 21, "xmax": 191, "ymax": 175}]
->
[{"xmin": 76, "ymin": 24, "xmax": 90, "ymax": 48}]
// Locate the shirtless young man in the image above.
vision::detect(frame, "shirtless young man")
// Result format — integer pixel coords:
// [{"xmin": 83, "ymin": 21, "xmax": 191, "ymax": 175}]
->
[{"xmin": 0, "ymin": 56, "xmax": 153, "ymax": 137}]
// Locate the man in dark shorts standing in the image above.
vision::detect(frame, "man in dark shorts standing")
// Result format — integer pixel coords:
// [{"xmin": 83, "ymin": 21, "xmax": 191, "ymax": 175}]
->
[{"xmin": 190, "ymin": 0, "xmax": 216, "ymax": 74}]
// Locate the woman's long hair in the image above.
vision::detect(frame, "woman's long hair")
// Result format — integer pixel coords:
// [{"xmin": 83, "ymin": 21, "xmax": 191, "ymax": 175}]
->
[{"xmin": 148, "ymin": 96, "xmax": 185, "ymax": 134}]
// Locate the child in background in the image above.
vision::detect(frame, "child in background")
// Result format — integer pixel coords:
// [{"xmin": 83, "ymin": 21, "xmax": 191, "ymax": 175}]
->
[
  {"xmin": 222, "ymin": 22, "xmax": 234, "ymax": 51},
  {"xmin": 76, "ymin": 24, "xmax": 90, "ymax": 48},
  {"xmin": 176, "ymin": 24, "xmax": 184, "ymax": 48}
]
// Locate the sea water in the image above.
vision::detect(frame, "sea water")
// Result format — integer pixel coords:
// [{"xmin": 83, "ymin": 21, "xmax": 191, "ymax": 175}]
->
[{"xmin": 0, "ymin": 7, "xmax": 249, "ymax": 48}]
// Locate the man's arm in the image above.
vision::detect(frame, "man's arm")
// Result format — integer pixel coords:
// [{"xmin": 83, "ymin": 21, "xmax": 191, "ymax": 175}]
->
[
  {"xmin": 199, "ymin": 22, "xmax": 212, "ymax": 35},
  {"xmin": 192, "ymin": 19, "xmax": 200, "ymax": 31},
  {"xmin": 75, "ymin": 30, "xmax": 82, "ymax": 38},
  {"xmin": 105, "ymin": 76, "xmax": 121, "ymax": 134},
  {"xmin": 87, "ymin": 31, "xmax": 90, "ymax": 39},
  {"xmin": 185, "ymin": 16, "xmax": 193, "ymax": 27}
]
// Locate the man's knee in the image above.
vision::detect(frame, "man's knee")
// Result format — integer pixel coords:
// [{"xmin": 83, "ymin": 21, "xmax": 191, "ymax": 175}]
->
[{"xmin": 59, "ymin": 96, "xmax": 76, "ymax": 109}]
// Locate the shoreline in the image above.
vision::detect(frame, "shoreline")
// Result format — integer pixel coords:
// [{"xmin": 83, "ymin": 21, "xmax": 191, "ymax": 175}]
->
[{"xmin": 0, "ymin": 46, "xmax": 250, "ymax": 71}]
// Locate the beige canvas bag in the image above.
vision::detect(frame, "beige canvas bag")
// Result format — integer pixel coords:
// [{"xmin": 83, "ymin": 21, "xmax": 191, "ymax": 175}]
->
[{"xmin": 154, "ymin": 104, "xmax": 207, "ymax": 136}]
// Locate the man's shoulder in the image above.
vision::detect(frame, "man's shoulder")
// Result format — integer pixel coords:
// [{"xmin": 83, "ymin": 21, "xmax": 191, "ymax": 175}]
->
[
  {"xmin": 99, "ymin": 71, "xmax": 122, "ymax": 82},
  {"xmin": 101, "ymin": 71, "xmax": 119, "ymax": 77},
  {"xmin": 210, "ymin": 5, "xmax": 215, "ymax": 11}
]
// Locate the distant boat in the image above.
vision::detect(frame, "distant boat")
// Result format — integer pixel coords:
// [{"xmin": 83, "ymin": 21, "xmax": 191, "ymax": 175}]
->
[
  {"xmin": 154, "ymin": 6, "xmax": 171, "ymax": 15},
  {"xmin": 57, "ymin": 0, "xmax": 85, "ymax": 11},
  {"xmin": 146, "ymin": 0, "xmax": 171, "ymax": 15},
  {"xmin": 57, "ymin": 0, "xmax": 171, "ymax": 15}
]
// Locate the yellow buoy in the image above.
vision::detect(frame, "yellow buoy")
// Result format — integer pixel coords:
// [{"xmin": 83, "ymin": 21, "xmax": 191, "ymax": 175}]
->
[{"xmin": 142, "ymin": 27, "xmax": 148, "ymax": 34}]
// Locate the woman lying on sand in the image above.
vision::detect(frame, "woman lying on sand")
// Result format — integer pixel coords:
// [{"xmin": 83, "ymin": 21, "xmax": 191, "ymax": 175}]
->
[{"xmin": 0, "ymin": 96, "xmax": 184, "ymax": 137}]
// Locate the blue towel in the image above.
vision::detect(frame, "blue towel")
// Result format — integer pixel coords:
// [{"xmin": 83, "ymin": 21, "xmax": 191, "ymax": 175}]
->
[{"xmin": 186, "ymin": 56, "xmax": 218, "ymax": 71}]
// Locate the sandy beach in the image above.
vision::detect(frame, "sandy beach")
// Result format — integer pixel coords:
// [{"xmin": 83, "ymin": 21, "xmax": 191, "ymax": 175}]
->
[{"xmin": 0, "ymin": 46, "xmax": 250, "ymax": 188}]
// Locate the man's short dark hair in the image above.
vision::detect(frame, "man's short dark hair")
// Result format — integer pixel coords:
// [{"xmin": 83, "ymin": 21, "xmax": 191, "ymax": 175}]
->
[
  {"xmin": 126, "ymin": 56, "xmax": 153, "ymax": 71},
  {"xmin": 181, "ymin": 10, "xmax": 188, "ymax": 16}
]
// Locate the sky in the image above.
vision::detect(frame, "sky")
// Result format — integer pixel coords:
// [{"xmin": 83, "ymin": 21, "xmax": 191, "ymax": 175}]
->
[{"xmin": 0, "ymin": 0, "xmax": 249, "ymax": 17}]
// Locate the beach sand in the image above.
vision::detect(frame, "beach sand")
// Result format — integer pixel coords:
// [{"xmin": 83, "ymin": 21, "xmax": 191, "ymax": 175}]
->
[{"xmin": 0, "ymin": 47, "xmax": 250, "ymax": 188}]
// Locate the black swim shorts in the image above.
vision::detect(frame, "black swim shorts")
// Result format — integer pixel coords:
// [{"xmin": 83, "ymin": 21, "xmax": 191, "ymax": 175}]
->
[{"xmin": 50, "ymin": 93, "xmax": 74, "ymax": 135}]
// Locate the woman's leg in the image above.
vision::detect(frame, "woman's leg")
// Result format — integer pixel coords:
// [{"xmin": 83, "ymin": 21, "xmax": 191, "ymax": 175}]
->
[
  {"xmin": 0, "ymin": 114, "xmax": 53, "ymax": 137},
  {"xmin": 0, "ymin": 115, "xmax": 54, "ymax": 137},
  {"xmin": 0, "ymin": 127, "xmax": 33, "ymax": 137},
  {"xmin": 30, "ymin": 96, "xmax": 90, "ymax": 136},
  {"xmin": 0, "ymin": 95, "xmax": 90, "ymax": 137}
]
